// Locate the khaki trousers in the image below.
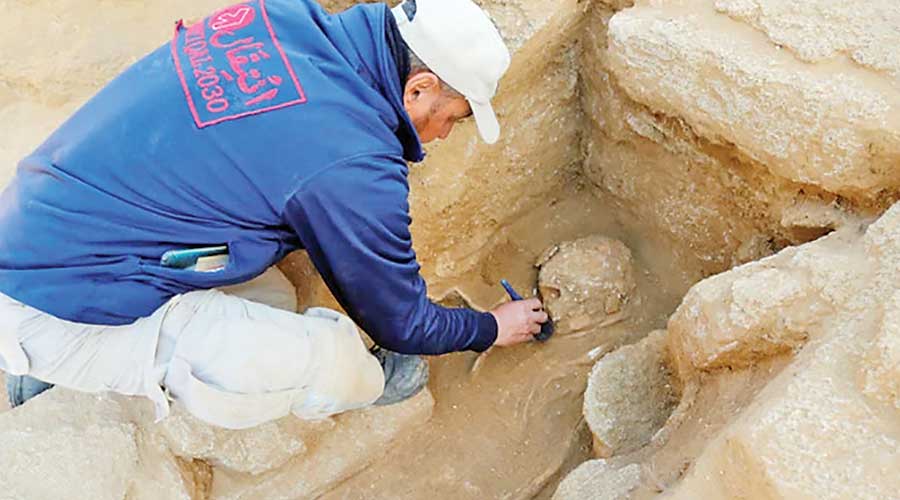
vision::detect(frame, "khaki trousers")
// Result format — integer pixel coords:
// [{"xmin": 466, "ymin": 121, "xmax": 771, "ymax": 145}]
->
[{"xmin": 0, "ymin": 268, "xmax": 385, "ymax": 429}]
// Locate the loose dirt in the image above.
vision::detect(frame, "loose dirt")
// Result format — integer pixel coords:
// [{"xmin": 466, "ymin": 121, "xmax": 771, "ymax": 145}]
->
[{"xmin": 305, "ymin": 184, "xmax": 700, "ymax": 499}]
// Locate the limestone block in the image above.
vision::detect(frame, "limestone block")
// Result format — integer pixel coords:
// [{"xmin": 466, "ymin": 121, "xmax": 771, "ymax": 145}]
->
[
  {"xmin": 715, "ymin": 0, "xmax": 900, "ymax": 84},
  {"xmin": 209, "ymin": 389, "xmax": 434, "ymax": 499},
  {"xmin": 665, "ymin": 333, "xmax": 900, "ymax": 500},
  {"xmin": 664, "ymin": 225, "xmax": 874, "ymax": 377},
  {"xmin": 0, "ymin": 389, "xmax": 195, "ymax": 500},
  {"xmin": 537, "ymin": 235, "xmax": 636, "ymax": 333},
  {"xmin": 0, "ymin": 377, "xmax": 432, "ymax": 500},
  {"xmin": 158, "ymin": 403, "xmax": 319, "ymax": 475},
  {"xmin": 579, "ymin": 5, "xmax": 828, "ymax": 276},
  {"xmin": 584, "ymin": 331, "xmax": 677, "ymax": 458},
  {"xmin": 606, "ymin": 0, "xmax": 900, "ymax": 198},
  {"xmin": 668, "ymin": 265, "xmax": 814, "ymax": 376},
  {"xmin": 131, "ymin": 427, "xmax": 213, "ymax": 500},
  {"xmin": 552, "ymin": 460, "xmax": 642, "ymax": 500},
  {"xmin": 860, "ymin": 291, "xmax": 900, "ymax": 410}
]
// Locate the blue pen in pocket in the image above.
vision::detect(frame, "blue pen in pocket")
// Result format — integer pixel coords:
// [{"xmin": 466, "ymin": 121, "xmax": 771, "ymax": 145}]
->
[
  {"xmin": 161, "ymin": 245, "xmax": 229, "ymax": 271},
  {"xmin": 500, "ymin": 279, "xmax": 555, "ymax": 342}
]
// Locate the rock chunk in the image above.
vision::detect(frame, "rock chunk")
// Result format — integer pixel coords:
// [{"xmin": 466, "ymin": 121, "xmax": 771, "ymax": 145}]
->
[
  {"xmin": 538, "ymin": 235, "xmax": 636, "ymax": 333},
  {"xmin": 606, "ymin": 1, "xmax": 900, "ymax": 197},
  {"xmin": 667, "ymin": 263, "xmax": 820, "ymax": 377},
  {"xmin": 158, "ymin": 403, "xmax": 317, "ymax": 475},
  {"xmin": 209, "ymin": 390, "xmax": 434, "ymax": 499},
  {"xmin": 715, "ymin": 0, "xmax": 900, "ymax": 82},
  {"xmin": 0, "ymin": 389, "xmax": 196, "ymax": 500},
  {"xmin": 666, "ymin": 224, "xmax": 870, "ymax": 379},
  {"xmin": 666, "ymin": 330, "xmax": 900, "ymax": 500},
  {"xmin": 552, "ymin": 460, "xmax": 641, "ymax": 500},
  {"xmin": 584, "ymin": 330, "xmax": 677, "ymax": 458}
]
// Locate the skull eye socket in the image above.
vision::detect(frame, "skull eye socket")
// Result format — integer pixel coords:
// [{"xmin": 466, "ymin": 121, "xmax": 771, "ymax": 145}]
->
[{"xmin": 540, "ymin": 285, "xmax": 562, "ymax": 301}]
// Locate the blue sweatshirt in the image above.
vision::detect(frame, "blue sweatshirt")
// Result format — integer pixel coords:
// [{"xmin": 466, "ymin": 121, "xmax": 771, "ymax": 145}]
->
[{"xmin": 0, "ymin": 0, "xmax": 497, "ymax": 354}]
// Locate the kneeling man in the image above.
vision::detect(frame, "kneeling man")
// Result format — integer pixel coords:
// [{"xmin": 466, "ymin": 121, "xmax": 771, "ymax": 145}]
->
[{"xmin": 0, "ymin": 0, "xmax": 548, "ymax": 428}]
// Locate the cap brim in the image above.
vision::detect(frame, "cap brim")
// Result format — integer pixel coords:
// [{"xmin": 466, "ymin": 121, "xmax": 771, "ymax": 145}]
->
[{"xmin": 469, "ymin": 100, "xmax": 501, "ymax": 145}]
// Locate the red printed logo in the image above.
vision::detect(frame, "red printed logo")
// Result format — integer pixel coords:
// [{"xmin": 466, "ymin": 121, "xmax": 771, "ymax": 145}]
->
[
  {"xmin": 171, "ymin": 0, "xmax": 307, "ymax": 128},
  {"xmin": 209, "ymin": 4, "xmax": 256, "ymax": 31}
]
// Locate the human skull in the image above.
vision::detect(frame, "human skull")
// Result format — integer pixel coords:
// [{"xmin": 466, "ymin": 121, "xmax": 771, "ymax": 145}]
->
[{"xmin": 537, "ymin": 235, "xmax": 636, "ymax": 333}]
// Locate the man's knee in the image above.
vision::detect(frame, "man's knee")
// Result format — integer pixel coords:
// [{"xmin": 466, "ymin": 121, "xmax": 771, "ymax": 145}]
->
[
  {"xmin": 159, "ymin": 299, "xmax": 383, "ymax": 426},
  {"xmin": 295, "ymin": 308, "xmax": 385, "ymax": 417}
]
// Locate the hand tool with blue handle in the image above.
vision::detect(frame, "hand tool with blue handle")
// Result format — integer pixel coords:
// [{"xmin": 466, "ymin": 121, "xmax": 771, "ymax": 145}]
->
[
  {"xmin": 500, "ymin": 279, "xmax": 554, "ymax": 342},
  {"xmin": 161, "ymin": 245, "xmax": 228, "ymax": 269}
]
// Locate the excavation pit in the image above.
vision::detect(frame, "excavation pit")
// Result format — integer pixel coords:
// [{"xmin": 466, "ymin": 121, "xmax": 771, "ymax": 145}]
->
[{"xmin": 1, "ymin": 0, "xmax": 899, "ymax": 499}]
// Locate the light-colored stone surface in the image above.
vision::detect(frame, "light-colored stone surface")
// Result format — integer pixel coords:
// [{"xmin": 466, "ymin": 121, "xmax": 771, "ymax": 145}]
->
[
  {"xmin": 666, "ymin": 226, "xmax": 868, "ymax": 378},
  {"xmin": 584, "ymin": 330, "xmax": 676, "ymax": 458},
  {"xmin": 538, "ymin": 235, "xmax": 637, "ymax": 333},
  {"xmin": 715, "ymin": 0, "xmax": 900, "ymax": 84},
  {"xmin": 662, "ymin": 206, "xmax": 899, "ymax": 498},
  {"xmin": 0, "ymin": 389, "xmax": 197, "ymax": 500},
  {"xmin": 159, "ymin": 403, "xmax": 314, "ymax": 475},
  {"xmin": 581, "ymin": 4, "xmax": 798, "ymax": 277},
  {"xmin": 861, "ymin": 291, "xmax": 900, "ymax": 410},
  {"xmin": 859, "ymin": 202, "xmax": 900, "ymax": 412},
  {"xmin": 665, "ymin": 330, "xmax": 900, "ymax": 500},
  {"xmin": 208, "ymin": 390, "xmax": 434, "ymax": 499},
  {"xmin": 580, "ymin": 0, "xmax": 898, "ymax": 279},
  {"xmin": 0, "ymin": 386, "xmax": 433, "ymax": 500},
  {"xmin": 552, "ymin": 460, "xmax": 642, "ymax": 500},
  {"xmin": 606, "ymin": 0, "xmax": 900, "ymax": 198}
]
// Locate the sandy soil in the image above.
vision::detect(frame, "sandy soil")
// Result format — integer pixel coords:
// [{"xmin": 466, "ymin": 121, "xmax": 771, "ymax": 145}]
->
[{"xmin": 307, "ymin": 184, "xmax": 698, "ymax": 499}]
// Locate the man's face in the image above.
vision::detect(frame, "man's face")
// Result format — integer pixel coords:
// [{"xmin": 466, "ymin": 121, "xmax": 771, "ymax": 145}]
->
[{"xmin": 403, "ymin": 72, "xmax": 473, "ymax": 143}]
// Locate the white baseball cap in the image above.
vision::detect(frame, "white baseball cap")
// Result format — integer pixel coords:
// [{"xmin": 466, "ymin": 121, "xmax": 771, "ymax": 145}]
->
[{"xmin": 392, "ymin": 0, "xmax": 511, "ymax": 144}]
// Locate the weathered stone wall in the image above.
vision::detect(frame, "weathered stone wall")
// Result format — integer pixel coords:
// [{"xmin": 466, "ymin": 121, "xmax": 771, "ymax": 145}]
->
[
  {"xmin": 559, "ymin": 204, "xmax": 900, "ymax": 500},
  {"xmin": 0, "ymin": 386, "xmax": 433, "ymax": 499},
  {"xmin": 579, "ymin": 0, "xmax": 900, "ymax": 275},
  {"xmin": 558, "ymin": 1, "xmax": 900, "ymax": 496},
  {"xmin": 663, "ymin": 206, "xmax": 899, "ymax": 500}
]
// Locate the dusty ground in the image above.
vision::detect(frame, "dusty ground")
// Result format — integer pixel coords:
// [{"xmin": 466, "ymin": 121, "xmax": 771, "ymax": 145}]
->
[{"xmin": 321, "ymin": 185, "xmax": 695, "ymax": 499}]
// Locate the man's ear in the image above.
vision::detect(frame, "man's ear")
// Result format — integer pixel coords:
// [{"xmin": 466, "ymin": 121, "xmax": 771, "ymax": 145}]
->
[{"xmin": 404, "ymin": 72, "xmax": 441, "ymax": 103}]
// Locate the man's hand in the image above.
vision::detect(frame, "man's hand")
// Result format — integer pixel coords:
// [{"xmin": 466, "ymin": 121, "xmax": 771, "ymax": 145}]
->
[{"xmin": 490, "ymin": 298, "xmax": 549, "ymax": 347}]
